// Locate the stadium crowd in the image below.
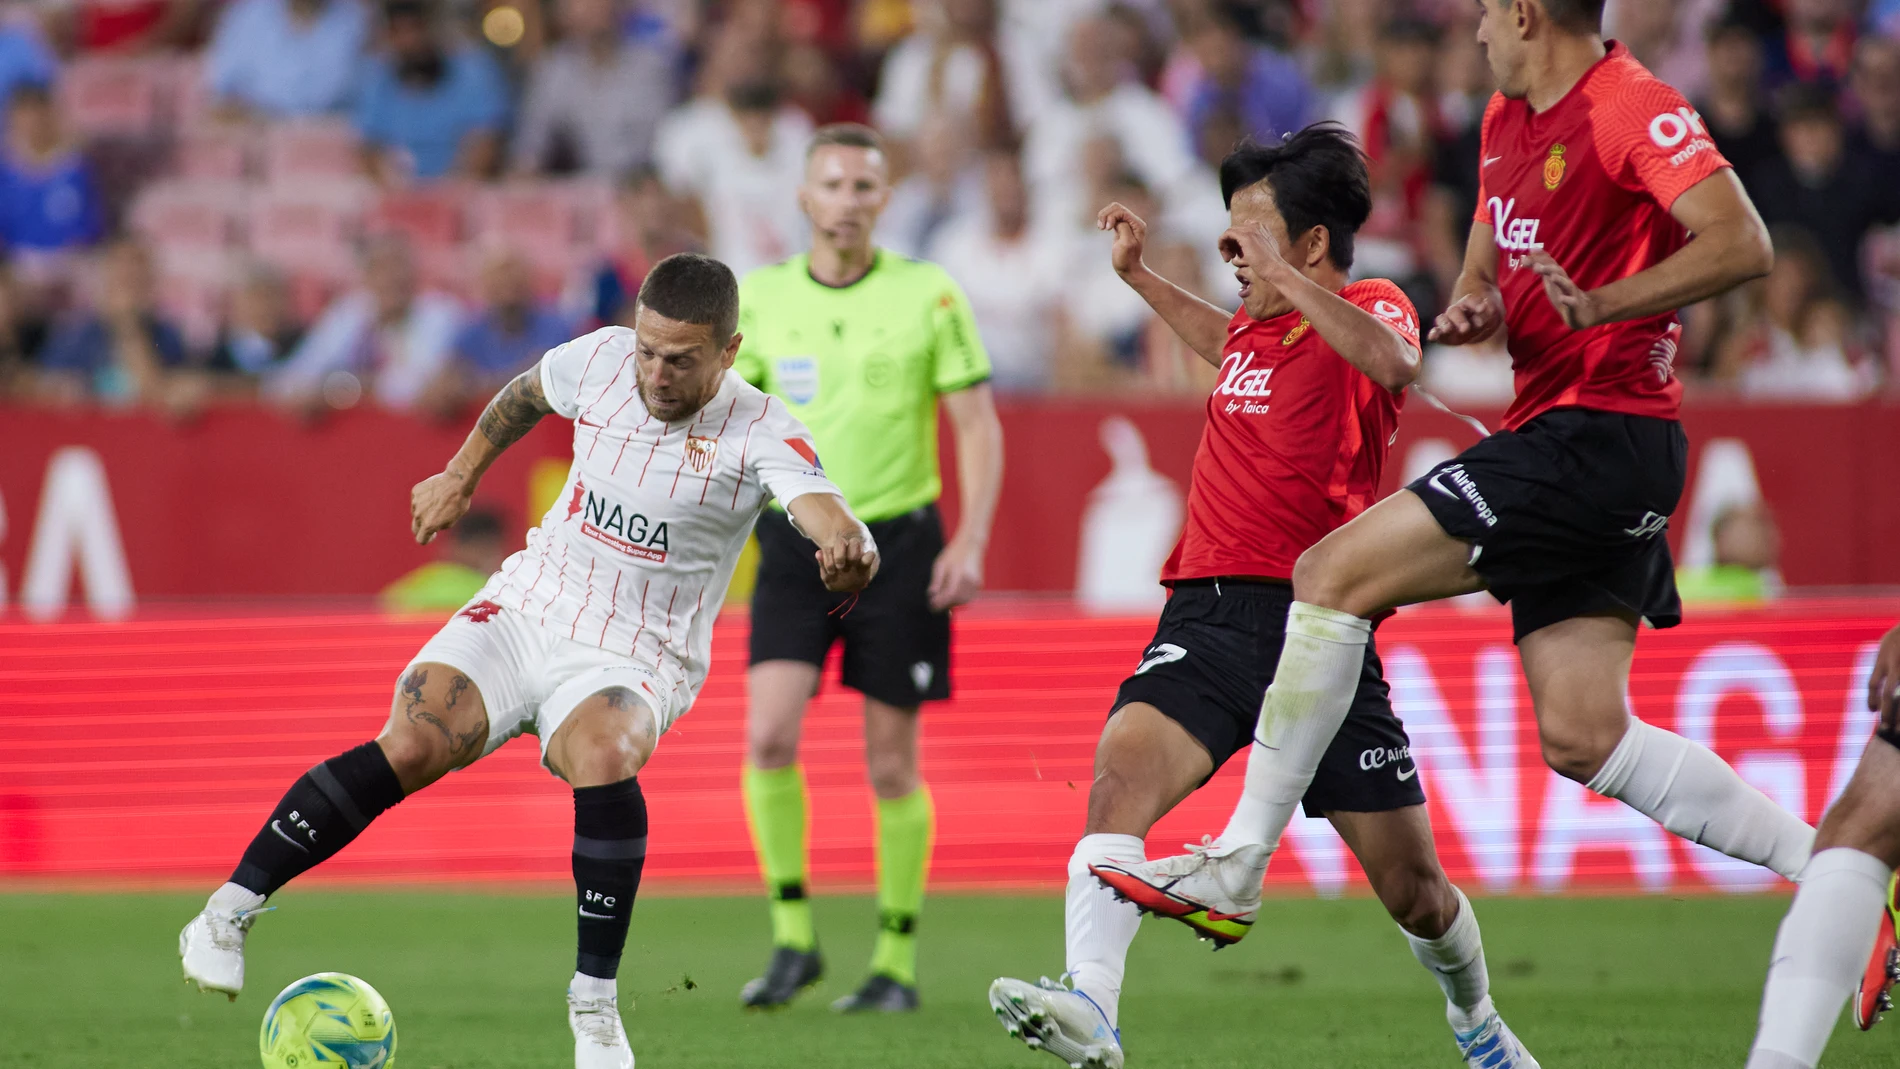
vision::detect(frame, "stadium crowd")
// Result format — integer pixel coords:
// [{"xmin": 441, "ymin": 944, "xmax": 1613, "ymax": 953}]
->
[{"xmin": 0, "ymin": 0, "xmax": 1895, "ymax": 415}]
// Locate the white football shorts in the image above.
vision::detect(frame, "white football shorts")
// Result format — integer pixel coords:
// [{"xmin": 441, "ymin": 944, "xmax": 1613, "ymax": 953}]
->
[{"xmin": 403, "ymin": 598, "xmax": 689, "ymax": 771}]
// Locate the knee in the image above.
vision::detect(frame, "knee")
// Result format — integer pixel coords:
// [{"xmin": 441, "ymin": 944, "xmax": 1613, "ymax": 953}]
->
[
  {"xmin": 1290, "ymin": 544, "xmax": 1355, "ymax": 612},
  {"xmin": 748, "ymin": 720, "xmax": 800, "ymax": 769},
  {"xmin": 565, "ymin": 724, "xmax": 651, "ymax": 787},
  {"xmin": 375, "ymin": 724, "xmax": 455, "ymax": 786},
  {"xmin": 1539, "ymin": 719, "xmax": 1624, "ymax": 784},
  {"xmin": 865, "ymin": 741, "xmax": 919, "ymax": 799},
  {"xmin": 1371, "ymin": 864, "xmax": 1458, "ymax": 937}
]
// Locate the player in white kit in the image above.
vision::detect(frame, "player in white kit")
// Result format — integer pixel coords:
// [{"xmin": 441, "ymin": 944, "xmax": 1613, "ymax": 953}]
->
[{"xmin": 179, "ymin": 254, "xmax": 879, "ymax": 1069}]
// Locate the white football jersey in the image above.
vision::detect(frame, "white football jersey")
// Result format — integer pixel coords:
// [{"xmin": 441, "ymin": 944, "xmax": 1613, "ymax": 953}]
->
[{"xmin": 479, "ymin": 326, "xmax": 840, "ymax": 710}]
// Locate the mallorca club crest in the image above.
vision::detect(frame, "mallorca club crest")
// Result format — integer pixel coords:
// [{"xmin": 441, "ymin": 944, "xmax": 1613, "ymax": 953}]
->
[
  {"xmin": 684, "ymin": 435, "xmax": 718, "ymax": 473},
  {"xmin": 1543, "ymin": 143, "xmax": 1566, "ymax": 190},
  {"xmin": 1280, "ymin": 316, "xmax": 1311, "ymax": 346}
]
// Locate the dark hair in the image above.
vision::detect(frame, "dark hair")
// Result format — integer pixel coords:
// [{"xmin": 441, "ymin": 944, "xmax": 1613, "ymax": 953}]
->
[
  {"xmin": 1219, "ymin": 124, "xmax": 1371, "ymax": 271},
  {"xmin": 1777, "ymin": 82, "xmax": 1839, "ymax": 125},
  {"xmin": 807, "ymin": 122, "xmax": 885, "ymax": 158},
  {"xmin": 725, "ymin": 81, "xmax": 780, "ymax": 113},
  {"xmin": 1539, "ymin": 0, "xmax": 1607, "ymax": 34},
  {"xmin": 637, "ymin": 253, "xmax": 740, "ymax": 341},
  {"xmin": 7, "ymin": 82, "xmax": 52, "ymax": 108}
]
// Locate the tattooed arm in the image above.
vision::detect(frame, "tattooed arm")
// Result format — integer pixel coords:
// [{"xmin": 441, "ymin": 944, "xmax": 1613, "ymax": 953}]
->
[{"xmin": 410, "ymin": 366, "xmax": 554, "ymax": 544}]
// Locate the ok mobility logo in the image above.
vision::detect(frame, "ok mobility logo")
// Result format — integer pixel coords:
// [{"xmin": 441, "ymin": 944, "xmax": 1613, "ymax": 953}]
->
[{"xmin": 566, "ymin": 480, "xmax": 670, "ymax": 562}]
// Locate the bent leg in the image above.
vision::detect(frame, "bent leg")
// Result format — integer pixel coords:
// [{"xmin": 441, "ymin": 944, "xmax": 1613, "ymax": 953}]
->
[
  {"xmin": 1748, "ymin": 740, "xmax": 1900, "ymax": 1069},
  {"xmin": 1331, "ymin": 807, "xmax": 1496, "ymax": 1033},
  {"xmin": 1523, "ymin": 614, "xmax": 1814, "ymax": 879},
  {"xmin": 1219, "ymin": 492, "xmax": 1481, "ymax": 857},
  {"xmin": 547, "ymin": 687, "xmax": 658, "ymax": 988},
  {"xmin": 1067, "ymin": 704, "xmax": 1214, "ymax": 1026},
  {"xmin": 228, "ymin": 662, "xmax": 487, "ymax": 898}
]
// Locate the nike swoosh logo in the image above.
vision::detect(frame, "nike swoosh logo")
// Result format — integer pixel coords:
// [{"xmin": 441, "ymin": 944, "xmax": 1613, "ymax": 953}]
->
[
  {"xmin": 270, "ymin": 821, "xmax": 311, "ymax": 853},
  {"xmin": 578, "ymin": 908, "xmax": 617, "ymax": 920},
  {"xmin": 1483, "ymin": 155, "xmax": 1504, "ymax": 167},
  {"xmin": 578, "ymin": 417, "xmax": 606, "ymax": 428},
  {"xmin": 1427, "ymin": 471, "xmax": 1457, "ymax": 498},
  {"xmin": 1205, "ymin": 909, "xmax": 1253, "ymax": 922},
  {"xmin": 1396, "ymin": 765, "xmax": 1418, "ymax": 781}
]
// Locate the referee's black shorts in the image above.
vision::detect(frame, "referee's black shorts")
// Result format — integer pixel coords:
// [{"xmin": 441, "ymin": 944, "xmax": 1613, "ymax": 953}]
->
[{"xmin": 748, "ymin": 503, "xmax": 952, "ymax": 708}]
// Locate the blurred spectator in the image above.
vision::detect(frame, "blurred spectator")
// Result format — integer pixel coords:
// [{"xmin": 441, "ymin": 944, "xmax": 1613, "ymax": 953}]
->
[
  {"xmin": 1173, "ymin": 0, "xmax": 1312, "ymax": 165},
  {"xmin": 0, "ymin": 85, "xmax": 104, "ymax": 259},
  {"xmin": 932, "ymin": 150, "xmax": 1064, "ymax": 391},
  {"xmin": 204, "ymin": 0, "xmax": 371, "ymax": 119},
  {"xmin": 1676, "ymin": 501, "xmax": 1780, "ymax": 604},
  {"xmin": 37, "ymin": 239, "xmax": 189, "ymax": 406},
  {"xmin": 1425, "ymin": 18, "xmax": 1489, "ymax": 301},
  {"xmin": 1771, "ymin": 0, "xmax": 1858, "ymax": 89},
  {"xmin": 354, "ymin": 0, "xmax": 509, "ymax": 183},
  {"xmin": 1606, "ymin": 0, "xmax": 1716, "ymax": 101},
  {"xmin": 1330, "ymin": 20, "xmax": 1440, "ymax": 297},
  {"xmin": 40, "ymin": 0, "xmax": 199, "ymax": 54},
  {"xmin": 1057, "ymin": 170, "xmax": 1177, "ymax": 383},
  {"xmin": 0, "ymin": 257, "xmax": 49, "ymax": 394},
  {"xmin": 421, "ymin": 245, "xmax": 576, "ymax": 416},
  {"xmin": 873, "ymin": 0, "xmax": 1050, "ymax": 159},
  {"xmin": 266, "ymin": 234, "xmax": 463, "ymax": 411},
  {"xmin": 1025, "ymin": 16, "xmax": 1220, "ymax": 243},
  {"xmin": 205, "ymin": 263, "xmax": 304, "ymax": 375},
  {"xmin": 511, "ymin": 0, "xmax": 676, "ymax": 178},
  {"xmin": 589, "ymin": 166, "xmax": 701, "ymax": 325},
  {"xmin": 876, "ymin": 111, "xmax": 982, "ymax": 258},
  {"xmin": 1850, "ymin": 36, "xmax": 1900, "ymax": 171},
  {"xmin": 1713, "ymin": 226, "xmax": 1871, "ymax": 400},
  {"xmin": 1749, "ymin": 84, "xmax": 1900, "ymax": 302},
  {"xmin": 0, "ymin": 13, "xmax": 56, "ymax": 105},
  {"xmin": 654, "ymin": 80, "xmax": 810, "ymax": 276},
  {"xmin": 1698, "ymin": 17, "xmax": 1781, "ymax": 189},
  {"xmin": 380, "ymin": 506, "xmax": 506, "ymax": 612}
]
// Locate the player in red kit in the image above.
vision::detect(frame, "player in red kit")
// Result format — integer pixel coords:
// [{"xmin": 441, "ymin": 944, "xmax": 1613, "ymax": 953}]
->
[
  {"xmin": 1111, "ymin": 0, "xmax": 1817, "ymax": 1001},
  {"xmin": 987, "ymin": 127, "xmax": 1537, "ymax": 1069}
]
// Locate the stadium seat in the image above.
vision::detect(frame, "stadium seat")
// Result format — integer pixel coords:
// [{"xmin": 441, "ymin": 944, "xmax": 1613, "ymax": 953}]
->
[
  {"xmin": 128, "ymin": 180, "xmax": 247, "ymax": 250},
  {"xmin": 471, "ymin": 183, "xmax": 579, "ymax": 251},
  {"xmin": 261, "ymin": 119, "xmax": 365, "ymax": 184},
  {"xmin": 57, "ymin": 57, "xmax": 166, "ymax": 139},
  {"xmin": 247, "ymin": 180, "xmax": 371, "ymax": 283},
  {"xmin": 169, "ymin": 127, "xmax": 255, "ymax": 182},
  {"xmin": 367, "ymin": 186, "xmax": 469, "ymax": 248},
  {"xmin": 151, "ymin": 248, "xmax": 234, "ymax": 351}
]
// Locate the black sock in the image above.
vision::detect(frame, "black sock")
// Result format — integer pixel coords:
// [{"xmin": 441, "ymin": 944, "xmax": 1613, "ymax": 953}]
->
[
  {"xmin": 229, "ymin": 741, "xmax": 406, "ymax": 896},
  {"xmin": 573, "ymin": 777, "xmax": 648, "ymax": 980}
]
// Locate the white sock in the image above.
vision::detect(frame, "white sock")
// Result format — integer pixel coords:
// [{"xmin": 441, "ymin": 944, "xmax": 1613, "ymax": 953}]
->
[
  {"xmin": 1065, "ymin": 833, "xmax": 1144, "ymax": 1029},
  {"xmin": 1587, "ymin": 719, "xmax": 1815, "ymax": 880},
  {"xmin": 1402, "ymin": 886, "xmax": 1494, "ymax": 1034},
  {"xmin": 570, "ymin": 971, "xmax": 616, "ymax": 1001},
  {"xmin": 209, "ymin": 882, "xmax": 266, "ymax": 913},
  {"xmin": 1746, "ymin": 848, "xmax": 1892, "ymax": 1069},
  {"xmin": 1217, "ymin": 603, "xmax": 1370, "ymax": 853}
]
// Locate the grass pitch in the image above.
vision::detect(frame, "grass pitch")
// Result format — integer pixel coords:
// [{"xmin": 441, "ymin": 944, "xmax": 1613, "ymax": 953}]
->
[{"xmin": 1, "ymin": 889, "xmax": 1894, "ymax": 1068}]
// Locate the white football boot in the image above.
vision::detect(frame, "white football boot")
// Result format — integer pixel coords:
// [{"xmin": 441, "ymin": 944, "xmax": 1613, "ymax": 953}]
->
[
  {"xmin": 568, "ymin": 988, "xmax": 635, "ymax": 1069},
  {"xmin": 179, "ymin": 890, "xmax": 270, "ymax": 1000},
  {"xmin": 989, "ymin": 976, "xmax": 1123, "ymax": 1069},
  {"xmin": 1090, "ymin": 838, "xmax": 1270, "ymax": 949},
  {"xmin": 1453, "ymin": 1009, "xmax": 1540, "ymax": 1069}
]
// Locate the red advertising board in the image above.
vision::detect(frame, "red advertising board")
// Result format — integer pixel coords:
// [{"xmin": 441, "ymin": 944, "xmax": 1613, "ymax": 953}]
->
[
  {"xmin": 0, "ymin": 399, "xmax": 1897, "ymax": 607},
  {"xmin": 2, "ymin": 600, "xmax": 1890, "ymax": 893}
]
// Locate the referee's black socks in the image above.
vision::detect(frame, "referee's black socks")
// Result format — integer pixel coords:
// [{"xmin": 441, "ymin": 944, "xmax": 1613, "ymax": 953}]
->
[
  {"xmin": 229, "ymin": 741, "xmax": 406, "ymax": 896},
  {"xmin": 573, "ymin": 777, "xmax": 649, "ymax": 980}
]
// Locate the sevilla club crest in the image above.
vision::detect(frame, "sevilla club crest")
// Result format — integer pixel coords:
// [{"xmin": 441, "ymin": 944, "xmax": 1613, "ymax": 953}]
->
[{"xmin": 685, "ymin": 435, "xmax": 718, "ymax": 473}]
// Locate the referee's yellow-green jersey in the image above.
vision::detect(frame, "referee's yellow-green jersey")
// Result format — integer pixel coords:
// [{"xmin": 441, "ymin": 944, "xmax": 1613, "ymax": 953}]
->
[{"xmin": 734, "ymin": 250, "xmax": 991, "ymax": 523}]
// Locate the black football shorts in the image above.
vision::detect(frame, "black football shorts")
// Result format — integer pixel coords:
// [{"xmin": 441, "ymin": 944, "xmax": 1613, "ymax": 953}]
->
[
  {"xmin": 748, "ymin": 503, "xmax": 952, "ymax": 708},
  {"xmin": 1111, "ymin": 580, "xmax": 1426, "ymax": 816},
  {"xmin": 1408, "ymin": 406, "xmax": 1688, "ymax": 643}
]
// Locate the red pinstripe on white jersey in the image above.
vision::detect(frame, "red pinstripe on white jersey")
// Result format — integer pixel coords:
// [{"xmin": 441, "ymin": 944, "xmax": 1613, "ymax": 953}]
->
[{"xmin": 481, "ymin": 327, "xmax": 838, "ymax": 711}]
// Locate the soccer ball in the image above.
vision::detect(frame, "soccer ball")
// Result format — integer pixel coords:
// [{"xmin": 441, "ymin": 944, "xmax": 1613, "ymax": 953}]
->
[{"xmin": 259, "ymin": 972, "xmax": 397, "ymax": 1069}]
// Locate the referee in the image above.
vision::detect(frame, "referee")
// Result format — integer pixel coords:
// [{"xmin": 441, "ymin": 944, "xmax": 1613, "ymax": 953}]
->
[{"xmin": 736, "ymin": 123, "xmax": 1004, "ymax": 1013}]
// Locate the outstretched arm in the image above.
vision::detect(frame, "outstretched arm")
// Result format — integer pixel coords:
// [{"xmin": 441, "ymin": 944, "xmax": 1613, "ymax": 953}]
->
[
  {"xmin": 1527, "ymin": 169, "xmax": 1773, "ymax": 329},
  {"xmin": 785, "ymin": 493, "xmax": 880, "ymax": 593},
  {"xmin": 1098, "ymin": 201, "xmax": 1232, "ymax": 366},
  {"xmin": 410, "ymin": 365, "xmax": 554, "ymax": 544},
  {"xmin": 1224, "ymin": 223, "xmax": 1421, "ymax": 391}
]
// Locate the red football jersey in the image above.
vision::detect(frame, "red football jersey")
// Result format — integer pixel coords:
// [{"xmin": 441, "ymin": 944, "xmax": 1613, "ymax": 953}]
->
[
  {"xmin": 1161, "ymin": 279, "xmax": 1416, "ymax": 583},
  {"xmin": 1475, "ymin": 42, "xmax": 1729, "ymax": 430}
]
